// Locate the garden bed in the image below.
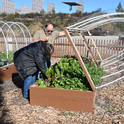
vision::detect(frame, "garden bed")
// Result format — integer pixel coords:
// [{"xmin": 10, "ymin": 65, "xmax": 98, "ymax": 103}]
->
[
  {"xmin": 0, "ymin": 63, "xmax": 17, "ymax": 81},
  {"xmin": 0, "ymin": 51, "xmax": 16, "ymax": 81},
  {"xmin": 30, "ymin": 56, "xmax": 107, "ymax": 112},
  {"xmin": 30, "ymin": 82, "xmax": 96, "ymax": 112}
]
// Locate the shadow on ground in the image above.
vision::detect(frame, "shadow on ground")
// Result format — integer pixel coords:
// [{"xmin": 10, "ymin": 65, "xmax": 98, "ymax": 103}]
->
[
  {"xmin": 12, "ymin": 73, "xmax": 24, "ymax": 89},
  {"xmin": 0, "ymin": 70, "xmax": 9, "ymax": 123},
  {"xmin": 0, "ymin": 72, "xmax": 24, "ymax": 123}
]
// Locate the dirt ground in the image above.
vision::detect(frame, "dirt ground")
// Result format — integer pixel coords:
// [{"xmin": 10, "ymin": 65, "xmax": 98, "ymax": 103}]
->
[{"xmin": 0, "ymin": 57, "xmax": 124, "ymax": 124}]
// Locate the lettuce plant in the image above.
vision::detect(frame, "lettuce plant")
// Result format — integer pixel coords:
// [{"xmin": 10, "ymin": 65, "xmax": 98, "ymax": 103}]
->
[
  {"xmin": 38, "ymin": 55, "xmax": 107, "ymax": 91},
  {"xmin": 0, "ymin": 51, "xmax": 14, "ymax": 67}
]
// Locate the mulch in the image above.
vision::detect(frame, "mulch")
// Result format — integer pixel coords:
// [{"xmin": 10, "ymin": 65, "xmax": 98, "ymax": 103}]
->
[{"xmin": 0, "ymin": 57, "xmax": 124, "ymax": 124}]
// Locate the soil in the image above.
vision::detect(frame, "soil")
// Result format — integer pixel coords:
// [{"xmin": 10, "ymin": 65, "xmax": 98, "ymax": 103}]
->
[{"xmin": 0, "ymin": 57, "xmax": 124, "ymax": 124}]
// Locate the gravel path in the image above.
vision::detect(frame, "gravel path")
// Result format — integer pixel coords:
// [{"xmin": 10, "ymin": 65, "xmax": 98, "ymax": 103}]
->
[{"xmin": 0, "ymin": 58, "xmax": 124, "ymax": 124}]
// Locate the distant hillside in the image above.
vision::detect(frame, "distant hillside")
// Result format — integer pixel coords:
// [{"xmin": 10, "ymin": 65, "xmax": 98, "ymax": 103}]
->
[{"xmin": 0, "ymin": 11, "xmax": 123, "ymax": 36}]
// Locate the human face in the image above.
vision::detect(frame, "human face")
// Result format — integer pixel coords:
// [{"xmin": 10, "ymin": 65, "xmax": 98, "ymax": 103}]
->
[{"xmin": 45, "ymin": 24, "xmax": 53, "ymax": 35}]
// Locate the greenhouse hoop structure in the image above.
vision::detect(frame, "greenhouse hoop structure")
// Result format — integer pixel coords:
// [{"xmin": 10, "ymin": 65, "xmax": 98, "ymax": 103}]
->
[
  {"xmin": 65, "ymin": 12, "xmax": 124, "ymax": 89},
  {"xmin": 0, "ymin": 21, "xmax": 33, "ymax": 65}
]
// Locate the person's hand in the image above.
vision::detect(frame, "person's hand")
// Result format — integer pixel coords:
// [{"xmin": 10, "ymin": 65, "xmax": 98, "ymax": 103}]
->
[
  {"xmin": 41, "ymin": 37, "xmax": 49, "ymax": 42},
  {"xmin": 46, "ymin": 37, "xmax": 49, "ymax": 41},
  {"xmin": 59, "ymin": 31, "xmax": 66, "ymax": 36}
]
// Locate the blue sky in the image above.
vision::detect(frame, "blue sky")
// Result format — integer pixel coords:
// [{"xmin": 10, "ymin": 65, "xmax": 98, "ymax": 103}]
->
[{"xmin": 0, "ymin": 0, "xmax": 124, "ymax": 13}]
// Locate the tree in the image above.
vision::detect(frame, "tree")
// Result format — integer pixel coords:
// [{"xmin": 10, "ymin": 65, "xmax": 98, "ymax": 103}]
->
[
  {"xmin": 53, "ymin": 16, "xmax": 61, "ymax": 27},
  {"xmin": 116, "ymin": 2, "xmax": 124, "ymax": 32},
  {"xmin": 7, "ymin": 14, "xmax": 15, "ymax": 21},
  {"xmin": 0, "ymin": 12, "xmax": 7, "ymax": 17},
  {"xmin": 116, "ymin": 2, "xmax": 124, "ymax": 12},
  {"xmin": 52, "ymin": 9, "xmax": 56, "ymax": 14},
  {"xmin": 40, "ymin": 9, "xmax": 45, "ymax": 16}
]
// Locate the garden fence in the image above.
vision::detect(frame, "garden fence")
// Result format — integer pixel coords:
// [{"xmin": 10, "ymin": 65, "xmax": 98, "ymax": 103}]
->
[
  {"xmin": 53, "ymin": 37, "xmax": 124, "ymax": 59},
  {"xmin": 0, "ymin": 37, "xmax": 123, "ymax": 60}
]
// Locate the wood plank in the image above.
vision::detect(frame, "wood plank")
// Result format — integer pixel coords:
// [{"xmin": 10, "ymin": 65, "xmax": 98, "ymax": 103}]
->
[
  {"xmin": 30, "ymin": 83, "xmax": 95, "ymax": 99},
  {"xmin": 80, "ymin": 33, "xmax": 98, "ymax": 67},
  {"xmin": 0, "ymin": 64, "xmax": 17, "ymax": 81},
  {"xmin": 63, "ymin": 27, "xmax": 96, "ymax": 92},
  {"xmin": 30, "ymin": 94, "xmax": 94, "ymax": 112},
  {"xmin": 30, "ymin": 82, "xmax": 96, "ymax": 112},
  {"xmin": 88, "ymin": 31, "xmax": 102, "ymax": 60}
]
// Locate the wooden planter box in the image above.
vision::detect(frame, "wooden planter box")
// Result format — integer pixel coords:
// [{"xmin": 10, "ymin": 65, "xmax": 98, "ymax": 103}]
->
[
  {"xmin": 30, "ymin": 28, "xmax": 98, "ymax": 112},
  {"xmin": 30, "ymin": 82, "xmax": 96, "ymax": 112},
  {"xmin": 0, "ymin": 63, "xmax": 17, "ymax": 81}
]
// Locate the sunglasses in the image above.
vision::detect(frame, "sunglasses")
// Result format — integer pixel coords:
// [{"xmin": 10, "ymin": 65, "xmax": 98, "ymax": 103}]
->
[{"xmin": 47, "ymin": 30, "xmax": 53, "ymax": 33}]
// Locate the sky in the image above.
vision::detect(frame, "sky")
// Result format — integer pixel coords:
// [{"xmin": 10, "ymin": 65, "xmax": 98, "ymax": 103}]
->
[{"xmin": 0, "ymin": 0, "xmax": 124, "ymax": 13}]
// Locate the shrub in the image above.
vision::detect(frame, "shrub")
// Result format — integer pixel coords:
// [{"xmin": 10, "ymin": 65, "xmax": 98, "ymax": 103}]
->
[
  {"xmin": 7, "ymin": 14, "xmax": 15, "ymax": 21},
  {"xmin": 38, "ymin": 56, "xmax": 107, "ymax": 91}
]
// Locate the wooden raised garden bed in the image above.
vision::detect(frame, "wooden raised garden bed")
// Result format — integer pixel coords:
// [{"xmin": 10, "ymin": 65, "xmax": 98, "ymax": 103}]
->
[
  {"xmin": 0, "ymin": 63, "xmax": 17, "ymax": 81},
  {"xmin": 30, "ymin": 28, "xmax": 99, "ymax": 112},
  {"xmin": 30, "ymin": 82, "xmax": 96, "ymax": 112}
]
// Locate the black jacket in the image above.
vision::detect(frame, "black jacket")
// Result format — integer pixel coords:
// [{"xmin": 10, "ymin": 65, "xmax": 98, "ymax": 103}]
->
[{"xmin": 14, "ymin": 41, "xmax": 48, "ymax": 80}]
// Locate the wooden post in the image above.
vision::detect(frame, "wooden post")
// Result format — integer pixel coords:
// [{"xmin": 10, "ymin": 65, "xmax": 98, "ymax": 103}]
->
[
  {"xmin": 79, "ymin": 33, "xmax": 95, "ymax": 65},
  {"xmin": 88, "ymin": 31, "xmax": 102, "ymax": 61},
  {"xmin": 80, "ymin": 32, "xmax": 99, "ymax": 67},
  {"xmin": 63, "ymin": 27, "xmax": 96, "ymax": 92}
]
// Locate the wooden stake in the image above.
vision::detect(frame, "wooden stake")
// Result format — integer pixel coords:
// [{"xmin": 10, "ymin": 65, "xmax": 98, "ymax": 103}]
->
[
  {"xmin": 63, "ymin": 27, "xmax": 96, "ymax": 92},
  {"xmin": 79, "ymin": 33, "xmax": 95, "ymax": 66},
  {"xmin": 80, "ymin": 32, "xmax": 99, "ymax": 67},
  {"xmin": 88, "ymin": 31, "xmax": 102, "ymax": 61}
]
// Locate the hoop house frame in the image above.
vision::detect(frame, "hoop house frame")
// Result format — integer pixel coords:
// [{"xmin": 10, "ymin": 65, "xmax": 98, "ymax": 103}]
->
[{"xmin": 0, "ymin": 21, "xmax": 32, "ymax": 81}]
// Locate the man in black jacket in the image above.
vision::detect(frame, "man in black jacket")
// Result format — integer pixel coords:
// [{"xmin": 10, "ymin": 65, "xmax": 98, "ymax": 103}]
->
[{"xmin": 14, "ymin": 41, "xmax": 54, "ymax": 98}]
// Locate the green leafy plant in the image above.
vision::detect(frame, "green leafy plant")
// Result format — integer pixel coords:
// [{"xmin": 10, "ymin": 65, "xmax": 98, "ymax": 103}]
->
[
  {"xmin": 38, "ymin": 55, "xmax": 107, "ymax": 91},
  {"xmin": 0, "ymin": 51, "xmax": 14, "ymax": 67},
  {"xmin": 107, "ymin": 107, "xmax": 122, "ymax": 112}
]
